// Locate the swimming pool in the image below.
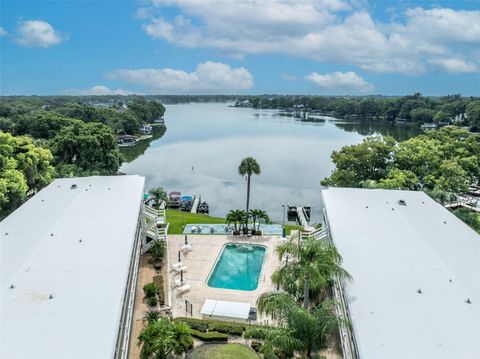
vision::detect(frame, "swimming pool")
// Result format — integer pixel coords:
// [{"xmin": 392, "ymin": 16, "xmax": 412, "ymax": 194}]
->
[{"xmin": 207, "ymin": 244, "xmax": 266, "ymax": 291}]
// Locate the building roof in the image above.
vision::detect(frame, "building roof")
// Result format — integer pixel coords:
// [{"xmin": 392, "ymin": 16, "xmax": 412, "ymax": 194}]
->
[
  {"xmin": 322, "ymin": 188, "xmax": 480, "ymax": 359},
  {"xmin": 1, "ymin": 175, "xmax": 145, "ymax": 359}
]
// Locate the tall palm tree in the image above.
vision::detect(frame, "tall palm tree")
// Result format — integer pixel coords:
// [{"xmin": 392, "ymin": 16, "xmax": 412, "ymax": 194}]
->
[
  {"xmin": 257, "ymin": 292, "xmax": 339, "ymax": 359},
  {"xmin": 273, "ymin": 237, "xmax": 351, "ymax": 309},
  {"xmin": 256, "ymin": 210, "xmax": 270, "ymax": 231},
  {"xmin": 238, "ymin": 157, "xmax": 261, "ymax": 226},
  {"xmin": 138, "ymin": 318, "xmax": 193, "ymax": 359}
]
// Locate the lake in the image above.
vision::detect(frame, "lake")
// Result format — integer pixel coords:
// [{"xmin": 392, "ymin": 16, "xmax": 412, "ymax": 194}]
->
[{"xmin": 120, "ymin": 102, "xmax": 420, "ymax": 224}]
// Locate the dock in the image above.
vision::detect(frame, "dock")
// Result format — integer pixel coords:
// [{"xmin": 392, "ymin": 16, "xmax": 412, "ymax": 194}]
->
[{"xmin": 296, "ymin": 207, "xmax": 315, "ymax": 231}]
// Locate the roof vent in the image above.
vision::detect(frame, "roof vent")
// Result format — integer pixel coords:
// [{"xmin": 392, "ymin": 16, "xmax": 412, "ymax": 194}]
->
[
  {"xmin": 391, "ymin": 208, "xmax": 395, "ymax": 211},
  {"xmin": 50, "ymin": 233, "xmax": 54, "ymax": 236},
  {"xmin": 365, "ymin": 205, "xmax": 369, "ymax": 209},
  {"xmin": 443, "ymin": 221, "xmax": 447, "ymax": 224},
  {"xmin": 79, "ymin": 239, "xmax": 83, "ymax": 243},
  {"xmin": 49, "ymin": 294, "xmax": 54, "ymax": 300},
  {"xmin": 70, "ymin": 184, "xmax": 77, "ymax": 189},
  {"xmin": 417, "ymin": 289, "xmax": 422, "ymax": 294},
  {"xmin": 5, "ymin": 232, "xmax": 8, "ymax": 236},
  {"xmin": 466, "ymin": 298, "xmax": 472, "ymax": 304},
  {"xmin": 10, "ymin": 284, "xmax": 14, "ymax": 289},
  {"xmin": 398, "ymin": 199, "xmax": 407, "ymax": 206}
]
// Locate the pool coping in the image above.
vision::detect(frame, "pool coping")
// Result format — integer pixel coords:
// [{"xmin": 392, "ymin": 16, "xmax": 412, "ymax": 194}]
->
[{"xmin": 205, "ymin": 243, "xmax": 268, "ymax": 292}]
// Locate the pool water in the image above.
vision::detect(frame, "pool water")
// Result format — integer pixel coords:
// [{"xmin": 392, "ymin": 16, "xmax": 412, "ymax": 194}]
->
[{"xmin": 207, "ymin": 244, "xmax": 266, "ymax": 291}]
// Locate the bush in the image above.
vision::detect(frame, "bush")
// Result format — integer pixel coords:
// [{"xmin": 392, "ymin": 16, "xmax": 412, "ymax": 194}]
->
[
  {"xmin": 190, "ymin": 329, "xmax": 228, "ymax": 342},
  {"xmin": 174, "ymin": 317, "xmax": 208, "ymax": 332},
  {"xmin": 244, "ymin": 326, "xmax": 268, "ymax": 339},
  {"xmin": 153, "ymin": 275, "xmax": 164, "ymax": 304},
  {"xmin": 208, "ymin": 323, "xmax": 244, "ymax": 336},
  {"xmin": 147, "ymin": 296, "xmax": 158, "ymax": 307},
  {"xmin": 143, "ymin": 282, "xmax": 158, "ymax": 298}
]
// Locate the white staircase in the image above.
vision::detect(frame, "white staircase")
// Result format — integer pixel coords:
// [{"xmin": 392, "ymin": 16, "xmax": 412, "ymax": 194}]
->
[{"xmin": 142, "ymin": 204, "xmax": 168, "ymax": 254}]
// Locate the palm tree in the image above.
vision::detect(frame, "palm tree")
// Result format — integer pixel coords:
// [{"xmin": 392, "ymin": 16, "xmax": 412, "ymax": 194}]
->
[
  {"xmin": 249, "ymin": 209, "xmax": 261, "ymax": 233},
  {"xmin": 273, "ymin": 237, "xmax": 350, "ymax": 309},
  {"xmin": 238, "ymin": 157, "xmax": 261, "ymax": 226},
  {"xmin": 149, "ymin": 187, "xmax": 168, "ymax": 208},
  {"xmin": 226, "ymin": 209, "xmax": 247, "ymax": 234},
  {"xmin": 256, "ymin": 210, "xmax": 270, "ymax": 232},
  {"xmin": 257, "ymin": 292, "xmax": 339, "ymax": 358},
  {"xmin": 138, "ymin": 318, "xmax": 193, "ymax": 359},
  {"xmin": 149, "ymin": 240, "xmax": 166, "ymax": 261}
]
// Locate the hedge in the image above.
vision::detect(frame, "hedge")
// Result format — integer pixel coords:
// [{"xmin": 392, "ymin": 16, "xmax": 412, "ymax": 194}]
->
[
  {"xmin": 208, "ymin": 322, "xmax": 244, "ymax": 336},
  {"xmin": 244, "ymin": 326, "xmax": 268, "ymax": 340},
  {"xmin": 174, "ymin": 317, "xmax": 208, "ymax": 332},
  {"xmin": 190, "ymin": 329, "xmax": 229, "ymax": 342},
  {"xmin": 153, "ymin": 275, "xmax": 164, "ymax": 305},
  {"xmin": 174, "ymin": 317, "xmax": 246, "ymax": 335}
]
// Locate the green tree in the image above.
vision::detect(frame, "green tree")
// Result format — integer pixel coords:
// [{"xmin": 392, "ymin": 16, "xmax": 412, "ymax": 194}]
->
[
  {"xmin": 321, "ymin": 136, "xmax": 395, "ymax": 187},
  {"xmin": 273, "ymin": 237, "xmax": 350, "ymax": 309},
  {"xmin": 238, "ymin": 157, "xmax": 261, "ymax": 225},
  {"xmin": 149, "ymin": 187, "xmax": 168, "ymax": 208},
  {"xmin": 465, "ymin": 100, "xmax": 480, "ymax": 130},
  {"xmin": 257, "ymin": 292, "xmax": 339, "ymax": 358},
  {"xmin": 138, "ymin": 318, "xmax": 193, "ymax": 359},
  {"xmin": 0, "ymin": 131, "xmax": 55, "ymax": 217},
  {"xmin": 226, "ymin": 209, "xmax": 247, "ymax": 233},
  {"xmin": 51, "ymin": 121, "xmax": 121, "ymax": 175},
  {"xmin": 148, "ymin": 240, "xmax": 166, "ymax": 261}
]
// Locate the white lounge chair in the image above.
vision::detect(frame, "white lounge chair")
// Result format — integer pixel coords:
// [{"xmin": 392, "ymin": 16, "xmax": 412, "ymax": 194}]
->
[
  {"xmin": 180, "ymin": 244, "xmax": 192, "ymax": 252},
  {"xmin": 172, "ymin": 279, "xmax": 185, "ymax": 288},
  {"xmin": 171, "ymin": 265, "xmax": 187, "ymax": 273},
  {"xmin": 175, "ymin": 284, "xmax": 191, "ymax": 295}
]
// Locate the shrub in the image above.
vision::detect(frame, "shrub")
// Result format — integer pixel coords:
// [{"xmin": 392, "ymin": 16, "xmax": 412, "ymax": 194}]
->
[
  {"xmin": 143, "ymin": 309, "xmax": 161, "ymax": 323},
  {"xmin": 190, "ymin": 329, "xmax": 228, "ymax": 342},
  {"xmin": 174, "ymin": 317, "xmax": 208, "ymax": 332},
  {"xmin": 153, "ymin": 275, "xmax": 164, "ymax": 304},
  {"xmin": 244, "ymin": 326, "xmax": 268, "ymax": 339},
  {"xmin": 208, "ymin": 323, "xmax": 244, "ymax": 336},
  {"xmin": 147, "ymin": 296, "xmax": 158, "ymax": 307},
  {"xmin": 143, "ymin": 282, "xmax": 158, "ymax": 298}
]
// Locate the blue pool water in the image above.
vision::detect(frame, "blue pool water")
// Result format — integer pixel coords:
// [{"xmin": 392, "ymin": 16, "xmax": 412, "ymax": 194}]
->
[
  {"xmin": 183, "ymin": 223, "xmax": 283, "ymax": 235},
  {"xmin": 207, "ymin": 244, "xmax": 266, "ymax": 291}
]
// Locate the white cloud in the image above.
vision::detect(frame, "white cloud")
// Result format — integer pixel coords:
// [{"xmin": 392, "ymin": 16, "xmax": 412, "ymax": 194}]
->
[
  {"xmin": 139, "ymin": 2, "xmax": 480, "ymax": 74},
  {"xmin": 0, "ymin": 26, "xmax": 7, "ymax": 37},
  {"xmin": 305, "ymin": 71, "xmax": 374, "ymax": 93},
  {"xmin": 105, "ymin": 61, "xmax": 254, "ymax": 94},
  {"xmin": 16, "ymin": 20, "xmax": 64, "ymax": 48},
  {"xmin": 63, "ymin": 85, "xmax": 135, "ymax": 96},
  {"xmin": 429, "ymin": 58, "xmax": 478, "ymax": 73}
]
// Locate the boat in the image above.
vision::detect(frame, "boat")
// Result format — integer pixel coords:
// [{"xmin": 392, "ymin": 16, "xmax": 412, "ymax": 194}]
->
[
  {"xmin": 180, "ymin": 196, "xmax": 193, "ymax": 212},
  {"xmin": 198, "ymin": 201, "xmax": 209, "ymax": 214},
  {"xmin": 168, "ymin": 192, "xmax": 181, "ymax": 208}
]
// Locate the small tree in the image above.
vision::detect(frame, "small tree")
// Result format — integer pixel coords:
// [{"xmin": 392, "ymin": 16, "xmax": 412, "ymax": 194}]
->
[
  {"xmin": 149, "ymin": 240, "xmax": 166, "ymax": 261},
  {"xmin": 149, "ymin": 187, "xmax": 168, "ymax": 208},
  {"xmin": 143, "ymin": 282, "xmax": 158, "ymax": 298}
]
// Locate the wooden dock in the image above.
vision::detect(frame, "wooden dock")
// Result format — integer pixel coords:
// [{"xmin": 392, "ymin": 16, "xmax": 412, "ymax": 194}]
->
[{"xmin": 295, "ymin": 206, "xmax": 315, "ymax": 231}]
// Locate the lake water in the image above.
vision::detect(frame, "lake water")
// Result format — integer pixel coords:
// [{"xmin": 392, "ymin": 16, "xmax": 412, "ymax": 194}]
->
[{"xmin": 120, "ymin": 102, "xmax": 420, "ymax": 224}]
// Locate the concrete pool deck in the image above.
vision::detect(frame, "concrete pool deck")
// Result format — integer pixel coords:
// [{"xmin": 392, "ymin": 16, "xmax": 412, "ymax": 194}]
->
[{"xmin": 166, "ymin": 234, "xmax": 282, "ymax": 322}]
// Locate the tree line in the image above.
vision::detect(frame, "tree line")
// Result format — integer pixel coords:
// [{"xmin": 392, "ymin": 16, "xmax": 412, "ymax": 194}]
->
[
  {"xmin": 0, "ymin": 96, "xmax": 165, "ymax": 218},
  {"xmin": 240, "ymin": 93, "xmax": 480, "ymax": 131}
]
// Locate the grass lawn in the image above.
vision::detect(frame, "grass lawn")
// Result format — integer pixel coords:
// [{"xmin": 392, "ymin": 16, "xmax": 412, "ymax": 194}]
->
[
  {"xmin": 166, "ymin": 209, "xmax": 226, "ymax": 234},
  {"xmin": 188, "ymin": 344, "xmax": 259, "ymax": 359},
  {"xmin": 166, "ymin": 209, "xmax": 303, "ymax": 235}
]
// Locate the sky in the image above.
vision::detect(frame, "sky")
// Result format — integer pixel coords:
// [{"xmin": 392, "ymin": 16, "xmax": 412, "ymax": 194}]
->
[{"xmin": 1, "ymin": 0, "xmax": 479, "ymax": 96}]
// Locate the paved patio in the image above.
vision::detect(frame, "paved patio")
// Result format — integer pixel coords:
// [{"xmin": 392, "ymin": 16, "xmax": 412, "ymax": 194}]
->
[{"xmin": 166, "ymin": 234, "xmax": 282, "ymax": 323}]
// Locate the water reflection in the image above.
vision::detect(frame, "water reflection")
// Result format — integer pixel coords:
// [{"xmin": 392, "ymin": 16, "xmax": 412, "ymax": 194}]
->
[
  {"xmin": 120, "ymin": 125, "xmax": 166, "ymax": 163},
  {"xmin": 120, "ymin": 103, "xmax": 418, "ymax": 223}
]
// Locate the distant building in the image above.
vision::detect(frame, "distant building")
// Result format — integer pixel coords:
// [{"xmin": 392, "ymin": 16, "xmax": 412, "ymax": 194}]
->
[
  {"xmin": 322, "ymin": 188, "xmax": 480, "ymax": 359},
  {"xmin": 1, "ymin": 175, "xmax": 146, "ymax": 359},
  {"xmin": 117, "ymin": 134, "xmax": 137, "ymax": 147},
  {"xmin": 420, "ymin": 123, "xmax": 438, "ymax": 130},
  {"xmin": 140, "ymin": 124, "xmax": 152, "ymax": 134}
]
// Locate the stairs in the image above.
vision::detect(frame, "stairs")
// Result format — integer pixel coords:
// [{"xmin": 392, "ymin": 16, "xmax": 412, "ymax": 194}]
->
[{"xmin": 142, "ymin": 204, "xmax": 168, "ymax": 254}]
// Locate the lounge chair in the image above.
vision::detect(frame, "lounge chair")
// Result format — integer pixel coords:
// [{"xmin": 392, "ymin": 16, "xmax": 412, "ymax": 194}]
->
[
  {"xmin": 180, "ymin": 244, "xmax": 192, "ymax": 252},
  {"xmin": 175, "ymin": 284, "xmax": 191, "ymax": 295},
  {"xmin": 171, "ymin": 265, "xmax": 187, "ymax": 273},
  {"xmin": 172, "ymin": 279, "xmax": 185, "ymax": 288}
]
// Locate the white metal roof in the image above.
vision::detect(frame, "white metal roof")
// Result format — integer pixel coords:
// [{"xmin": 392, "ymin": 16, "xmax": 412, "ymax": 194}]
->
[
  {"xmin": 1, "ymin": 175, "xmax": 145, "ymax": 359},
  {"xmin": 322, "ymin": 188, "xmax": 480, "ymax": 359},
  {"xmin": 201, "ymin": 299, "xmax": 251, "ymax": 319}
]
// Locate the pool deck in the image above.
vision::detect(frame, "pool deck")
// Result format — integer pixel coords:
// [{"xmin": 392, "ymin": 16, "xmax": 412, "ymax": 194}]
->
[{"xmin": 166, "ymin": 234, "xmax": 282, "ymax": 322}]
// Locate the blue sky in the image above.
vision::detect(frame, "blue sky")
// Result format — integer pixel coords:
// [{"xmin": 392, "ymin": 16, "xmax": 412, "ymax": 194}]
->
[{"xmin": 1, "ymin": 0, "xmax": 479, "ymax": 96}]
